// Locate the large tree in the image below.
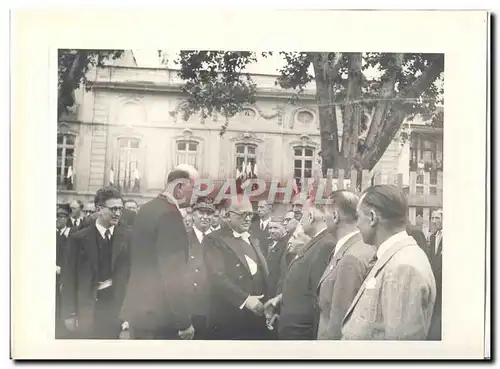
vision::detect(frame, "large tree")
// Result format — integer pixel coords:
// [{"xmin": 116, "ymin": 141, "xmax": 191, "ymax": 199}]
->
[
  {"xmin": 58, "ymin": 49, "xmax": 124, "ymax": 119},
  {"xmin": 169, "ymin": 51, "xmax": 444, "ymax": 174}
]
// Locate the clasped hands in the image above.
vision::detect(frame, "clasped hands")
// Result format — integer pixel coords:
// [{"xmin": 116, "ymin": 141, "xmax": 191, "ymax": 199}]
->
[{"xmin": 244, "ymin": 294, "xmax": 282, "ymax": 328}]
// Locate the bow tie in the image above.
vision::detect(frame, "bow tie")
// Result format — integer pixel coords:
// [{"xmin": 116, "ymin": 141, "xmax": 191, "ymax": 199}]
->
[{"xmin": 233, "ymin": 231, "xmax": 250, "ymax": 241}]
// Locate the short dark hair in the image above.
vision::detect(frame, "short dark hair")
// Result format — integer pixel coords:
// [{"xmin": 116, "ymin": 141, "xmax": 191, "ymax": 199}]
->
[
  {"xmin": 361, "ymin": 185, "xmax": 408, "ymax": 225},
  {"xmin": 328, "ymin": 190, "xmax": 359, "ymax": 221},
  {"xmin": 94, "ymin": 186, "xmax": 123, "ymax": 207},
  {"xmin": 167, "ymin": 169, "xmax": 191, "ymax": 184}
]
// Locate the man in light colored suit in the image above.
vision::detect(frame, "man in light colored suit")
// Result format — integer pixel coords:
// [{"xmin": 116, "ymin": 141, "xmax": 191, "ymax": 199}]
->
[
  {"xmin": 316, "ymin": 190, "xmax": 376, "ymax": 340},
  {"xmin": 342, "ymin": 185, "xmax": 436, "ymax": 340}
]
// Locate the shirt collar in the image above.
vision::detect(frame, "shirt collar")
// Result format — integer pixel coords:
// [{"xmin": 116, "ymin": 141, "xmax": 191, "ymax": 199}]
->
[
  {"xmin": 160, "ymin": 192, "xmax": 180, "ymax": 211},
  {"xmin": 260, "ymin": 217, "xmax": 271, "ymax": 229},
  {"xmin": 58, "ymin": 226, "xmax": 69, "ymax": 237},
  {"xmin": 333, "ymin": 230, "xmax": 360, "ymax": 257},
  {"xmin": 193, "ymin": 226, "xmax": 211, "ymax": 243},
  {"xmin": 376, "ymin": 230, "xmax": 409, "ymax": 259},
  {"xmin": 313, "ymin": 227, "xmax": 327, "ymax": 239},
  {"xmin": 211, "ymin": 225, "xmax": 221, "ymax": 231},
  {"xmin": 95, "ymin": 223, "xmax": 115, "ymax": 239}
]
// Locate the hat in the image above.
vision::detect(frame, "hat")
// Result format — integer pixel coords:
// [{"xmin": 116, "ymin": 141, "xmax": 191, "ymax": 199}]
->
[
  {"xmin": 192, "ymin": 198, "xmax": 216, "ymax": 213},
  {"xmin": 57, "ymin": 207, "xmax": 69, "ymax": 216}
]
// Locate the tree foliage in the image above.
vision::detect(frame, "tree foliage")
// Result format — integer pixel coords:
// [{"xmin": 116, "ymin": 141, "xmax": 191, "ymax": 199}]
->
[
  {"xmin": 169, "ymin": 51, "xmax": 444, "ymax": 173},
  {"xmin": 58, "ymin": 49, "xmax": 124, "ymax": 119}
]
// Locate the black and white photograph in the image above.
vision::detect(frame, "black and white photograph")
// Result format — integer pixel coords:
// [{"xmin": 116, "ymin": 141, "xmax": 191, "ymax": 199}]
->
[
  {"xmin": 55, "ymin": 49, "xmax": 445, "ymax": 342},
  {"xmin": 11, "ymin": 9, "xmax": 489, "ymax": 360}
]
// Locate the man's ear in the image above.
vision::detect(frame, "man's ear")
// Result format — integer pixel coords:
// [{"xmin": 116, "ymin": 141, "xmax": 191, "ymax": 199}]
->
[{"xmin": 369, "ymin": 209, "xmax": 379, "ymax": 228}]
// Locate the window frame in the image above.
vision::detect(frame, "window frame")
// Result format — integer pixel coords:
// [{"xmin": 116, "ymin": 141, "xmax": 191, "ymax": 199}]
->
[
  {"xmin": 293, "ymin": 145, "xmax": 315, "ymax": 183},
  {"xmin": 57, "ymin": 133, "xmax": 77, "ymax": 190},
  {"xmin": 115, "ymin": 137, "xmax": 142, "ymax": 193},
  {"xmin": 235, "ymin": 143, "xmax": 258, "ymax": 176},
  {"xmin": 175, "ymin": 139, "xmax": 200, "ymax": 170}
]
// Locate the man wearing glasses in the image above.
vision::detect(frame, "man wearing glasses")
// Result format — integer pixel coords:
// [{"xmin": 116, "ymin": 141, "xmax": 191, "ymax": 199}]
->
[
  {"xmin": 60, "ymin": 186, "xmax": 131, "ymax": 339},
  {"xmin": 203, "ymin": 195, "xmax": 271, "ymax": 340}
]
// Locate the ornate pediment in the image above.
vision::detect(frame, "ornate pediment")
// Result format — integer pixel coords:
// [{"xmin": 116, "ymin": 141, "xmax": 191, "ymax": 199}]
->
[{"xmin": 230, "ymin": 131, "xmax": 265, "ymax": 144}]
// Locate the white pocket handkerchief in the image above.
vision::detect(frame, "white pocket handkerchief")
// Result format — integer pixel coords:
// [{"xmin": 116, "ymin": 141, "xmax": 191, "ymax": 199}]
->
[
  {"xmin": 245, "ymin": 254, "xmax": 258, "ymax": 276},
  {"xmin": 365, "ymin": 277, "xmax": 377, "ymax": 289}
]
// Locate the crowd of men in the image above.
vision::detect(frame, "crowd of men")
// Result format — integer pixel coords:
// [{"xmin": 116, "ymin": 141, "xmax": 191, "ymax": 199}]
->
[{"xmin": 55, "ymin": 164, "xmax": 443, "ymax": 341}]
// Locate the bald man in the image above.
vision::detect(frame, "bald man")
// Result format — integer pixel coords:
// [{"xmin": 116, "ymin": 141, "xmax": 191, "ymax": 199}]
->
[
  {"xmin": 202, "ymin": 196, "xmax": 271, "ymax": 340},
  {"xmin": 120, "ymin": 165, "xmax": 199, "ymax": 340}
]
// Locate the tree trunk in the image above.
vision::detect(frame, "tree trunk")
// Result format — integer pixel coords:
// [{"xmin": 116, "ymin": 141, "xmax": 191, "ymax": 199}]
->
[
  {"xmin": 310, "ymin": 52, "xmax": 343, "ymax": 175},
  {"xmin": 340, "ymin": 53, "xmax": 363, "ymax": 174},
  {"xmin": 363, "ymin": 53, "xmax": 404, "ymax": 153},
  {"xmin": 58, "ymin": 51, "xmax": 86, "ymax": 119},
  {"xmin": 361, "ymin": 55, "xmax": 444, "ymax": 170}
]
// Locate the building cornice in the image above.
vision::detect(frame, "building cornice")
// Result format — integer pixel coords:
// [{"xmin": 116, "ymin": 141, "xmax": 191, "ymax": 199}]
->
[{"xmin": 91, "ymin": 81, "xmax": 316, "ymax": 101}]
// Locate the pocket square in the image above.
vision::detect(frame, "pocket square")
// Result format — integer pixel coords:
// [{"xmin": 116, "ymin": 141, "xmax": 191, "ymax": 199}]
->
[{"xmin": 365, "ymin": 277, "xmax": 377, "ymax": 289}]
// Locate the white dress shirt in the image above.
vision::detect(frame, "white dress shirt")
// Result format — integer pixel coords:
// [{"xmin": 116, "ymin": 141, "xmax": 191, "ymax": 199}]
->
[
  {"xmin": 435, "ymin": 230, "xmax": 443, "ymax": 254},
  {"xmin": 333, "ymin": 230, "xmax": 360, "ymax": 257},
  {"xmin": 376, "ymin": 230, "xmax": 409, "ymax": 259},
  {"xmin": 231, "ymin": 229, "xmax": 262, "ymax": 309},
  {"xmin": 59, "ymin": 226, "xmax": 70, "ymax": 238},
  {"xmin": 193, "ymin": 226, "xmax": 211, "ymax": 243},
  {"xmin": 95, "ymin": 223, "xmax": 115, "ymax": 240},
  {"xmin": 260, "ymin": 217, "xmax": 271, "ymax": 231}
]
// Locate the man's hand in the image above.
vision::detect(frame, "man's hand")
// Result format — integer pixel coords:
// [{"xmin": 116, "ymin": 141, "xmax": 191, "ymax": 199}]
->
[
  {"xmin": 56, "ymin": 266, "xmax": 61, "ymax": 275},
  {"xmin": 264, "ymin": 294, "xmax": 282, "ymax": 317},
  {"xmin": 64, "ymin": 317, "xmax": 78, "ymax": 331},
  {"xmin": 245, "ymin": 295, "xmax": 265, "ymax": 316},
  {"xmin": 119, "ymin": 330, "xmax": 131, "ymax": 339},
  {"xmin": 178, "ymin": 324, "xmax": 195, "ymax": 340}
]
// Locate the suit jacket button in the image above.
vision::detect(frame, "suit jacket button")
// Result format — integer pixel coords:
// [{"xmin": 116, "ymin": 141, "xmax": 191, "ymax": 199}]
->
[
  {"xmin": 236, "ymin": 263, "xmax": 240, "ymax": 267},
  {"xmin": 190, "ymin": 256, "xmax": 195, "ymax": 260},
  {"xmin": 195, "ymin": 268, "xmax": 199, "ymax": 272},
  {"xmin": 238, "ymin": 275, "xmax": 243, "ymax": 279},
  {"xmin": 193, "ymin": 282, "xmax": 197, "ymax": 287}
]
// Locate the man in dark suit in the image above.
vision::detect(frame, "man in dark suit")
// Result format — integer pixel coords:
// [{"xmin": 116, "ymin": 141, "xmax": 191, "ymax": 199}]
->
[
  {"xmin": 266, "ymin": 203, "xmax": 337, "ymax": 340},
  {"xmin": 56, "ymin": 206, "xmax": 70, "ymax": 338},
  {"xmin": 67, "ymin": 200, "xmax": 84, "ymax": 229},
  {"xmin": 249, "ymin": 200, "xmax": 273, "ymax": 257},
  {"xmin": 427, "ymin": 209, "xmax": 443, "ymax": 340},
  {"xmin": 203, "ymin": 195, "xmax": 271, "ymax": 340},
  {"xmin": 119, "ymin": 165, "xmax": 198, "ymax": 340},
  {"xmin": 186, "ymin": 198, "xmax": 216, "ymax": 340},
  {"xmin": 265, "ymin": 216, "xmax": 290, "ymax": 298},
  {"xmin": 406, "ymin": 223, "xmax": 428, "ymax": 251},
  {"xmin": 60, "ymin": 186, "xmax": 131, "ymax": 339},
  {"xmin": 316, "ymin": 190, "xmax": 376, "ymax": 340}
]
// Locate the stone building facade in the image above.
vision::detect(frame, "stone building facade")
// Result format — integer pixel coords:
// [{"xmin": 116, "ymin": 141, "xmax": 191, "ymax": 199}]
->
[{"xmin": 57, "ymin": 62, "xmax": 443, "ymax": 214}]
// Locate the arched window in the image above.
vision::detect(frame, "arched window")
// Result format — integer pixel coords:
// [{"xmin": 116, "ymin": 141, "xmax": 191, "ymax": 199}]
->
[
  {"xmin": 57, "ymin": 133, "xmax": 76, "ymax": 190},
  {"xmin": 293, "ymin": 146, "xmax": 315, "ymax": 184},
  {"xmin": 116, "ymin": 138, "xmax": 141, "ymax": 193},
  {"xmin": 235, "ymin": 143, "xmax": 257, "ymax": 177},
  {"xmin": 176, "ymin": 140, "xmax": 199, "ymax": 169}
]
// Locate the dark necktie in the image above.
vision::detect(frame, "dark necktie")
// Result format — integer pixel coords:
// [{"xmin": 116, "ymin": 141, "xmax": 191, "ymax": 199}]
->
[{"xmin": 105, "ymin": 229, "xmax": 111, "ymax": 241}]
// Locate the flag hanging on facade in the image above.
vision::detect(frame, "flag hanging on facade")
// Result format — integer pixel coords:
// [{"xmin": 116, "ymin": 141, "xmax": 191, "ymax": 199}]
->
[
  {"xmin": 67, "ymin": 166, "xmax": 74, "ymax": 184},
  {"xmin": 109, "ymin": 167, "xmax": 115, "ymax": 185}
]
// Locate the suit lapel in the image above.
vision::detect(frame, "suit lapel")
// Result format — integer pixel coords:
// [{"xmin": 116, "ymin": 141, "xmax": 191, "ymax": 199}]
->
[
  {"xmin": 317, "ymin": 232, "xmax": 361, "ymax": 289},
  {"xmin": 221, "ymin": 235, "xmax": 252, "ymax": 274},
  {"xmin": 286, "ymin": 231, "xmax": 325, "ymax": 274},
  {"xmin": 342, "ymin": 236, "xmax": 415, "ymax": 324},
  {"xmin": 82, "ymin": 226, "xmax": 99, "ymax": 274},
  {"xmin": 111, "ymin": 225, "xmax": 127, "ymax": 271}
]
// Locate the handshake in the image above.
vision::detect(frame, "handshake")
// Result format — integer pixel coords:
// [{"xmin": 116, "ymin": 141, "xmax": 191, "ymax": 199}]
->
[{"xmin": 244, "ymin": 294, "xmax": 282, "ymax": 330}]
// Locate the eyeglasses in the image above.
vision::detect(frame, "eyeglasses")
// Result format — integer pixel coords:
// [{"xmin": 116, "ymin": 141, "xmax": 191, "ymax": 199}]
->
[
  {"xmin": 228, "ymin": 211, "xmax": 254, "ymax": 219},
  {"xmin": 106, "ymin": 206, "xmax": 124, "ymax": 214}
]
